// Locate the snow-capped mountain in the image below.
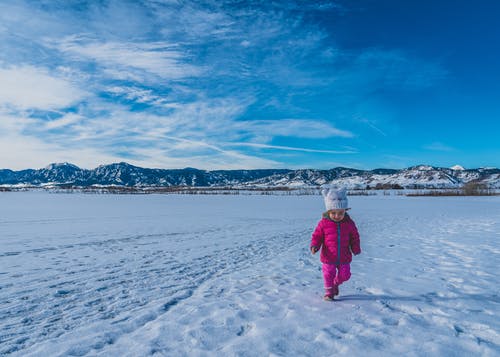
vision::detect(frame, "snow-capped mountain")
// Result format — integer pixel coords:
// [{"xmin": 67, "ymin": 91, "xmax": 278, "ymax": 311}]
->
[{"xmin": 0, "ymin": 162, "xmax": 499, "ymax": 189}]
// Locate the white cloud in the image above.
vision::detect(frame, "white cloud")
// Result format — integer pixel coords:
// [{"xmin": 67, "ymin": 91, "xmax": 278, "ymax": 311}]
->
[
  {"xmin": 0, "ymin": 89, "xmax": 358, "ymax": 170},
  {"xmin": 0, "ymin": 135, "xmax": 122, "ymax": 170},
  {"xmin": 123, "ymin": 145, "xmax": 281, "ymax": 170},
  {"xmin": 51, "ymin": 37, "xmax": 203, "ymax": 80},
  {"xmin": 44, "ymin": 113, "xmax": 84, "ymax": 130},
  {"xmin": 0, "ymin": 113, "xmax": 117, "ymax": 170},
  {"xmin": 0, "ymin": 107, "xmax": 282, "ymax": 170},
  {"xmin": 106, "ymin": 86, "xmax": 170, "ymax": 106},
  {"xmin": 0, "ymin": 65, "xmax": 87, "ymax": 110}
]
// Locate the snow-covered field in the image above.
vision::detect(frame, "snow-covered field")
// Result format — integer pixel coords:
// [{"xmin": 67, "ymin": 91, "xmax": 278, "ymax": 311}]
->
[{"xmin": 1, "ymin": 192, "xmax": 499, "ymax": 356}]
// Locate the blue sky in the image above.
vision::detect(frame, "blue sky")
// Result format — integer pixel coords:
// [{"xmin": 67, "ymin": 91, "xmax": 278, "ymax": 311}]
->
[{"xmin": 0, "ymin": 0, "xmax": 499, "ymax": 170}]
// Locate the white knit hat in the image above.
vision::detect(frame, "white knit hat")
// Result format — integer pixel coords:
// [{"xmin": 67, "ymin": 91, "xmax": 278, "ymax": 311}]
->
[{"xmin": 322, "ymin": 187, "xmax": 349, "ymax": 210}]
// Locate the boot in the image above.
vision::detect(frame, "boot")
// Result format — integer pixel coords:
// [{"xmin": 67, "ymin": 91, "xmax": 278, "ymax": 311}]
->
[{"xmin": 323, "ymin": 287, "xmax": 334, "ymax": 301}]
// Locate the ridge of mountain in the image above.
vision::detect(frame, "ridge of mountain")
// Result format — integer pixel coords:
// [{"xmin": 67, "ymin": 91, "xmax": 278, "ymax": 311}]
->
[{"xmin": 0, "ymin": 162, "xmax": 499, "ymax": 189}]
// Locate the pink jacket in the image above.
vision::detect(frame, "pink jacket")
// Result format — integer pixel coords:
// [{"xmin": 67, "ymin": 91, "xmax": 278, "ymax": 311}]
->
[{"xmin": 310, "ymin": 213, "xmax": 361, "ymax": 264}]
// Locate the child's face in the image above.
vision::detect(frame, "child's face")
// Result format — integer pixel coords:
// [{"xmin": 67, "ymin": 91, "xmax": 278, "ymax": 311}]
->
[{"xmin": 328, "ymin": 209, "xmax": 346, "ymax": 222}]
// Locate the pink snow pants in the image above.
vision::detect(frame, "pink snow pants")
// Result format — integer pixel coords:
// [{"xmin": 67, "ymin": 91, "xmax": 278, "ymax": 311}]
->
[{"xmin": 322, "ymin": 263, "xmax": 351, "ymax": 289}]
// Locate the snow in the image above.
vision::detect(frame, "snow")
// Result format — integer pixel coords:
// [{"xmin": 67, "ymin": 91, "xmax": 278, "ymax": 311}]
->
[
  {"xmin": 411, "ymin": 165, "xmax": 434, "ymax": 171},
  {"xmin": 1, "ymin": 192, "xmax": 499, "ymax": 356},
  {"xmin": 44, "ymin": 163, "xmax": 80, "ymax": 170},
  {"xmin": 451, "ymin": 165, "xmax": 465, "ymax": 171}
]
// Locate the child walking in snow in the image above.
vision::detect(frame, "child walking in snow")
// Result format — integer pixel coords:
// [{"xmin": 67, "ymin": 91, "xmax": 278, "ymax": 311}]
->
[{"xmin": 310, "ymin": 187, "xmax": 361, "ymax": 301}]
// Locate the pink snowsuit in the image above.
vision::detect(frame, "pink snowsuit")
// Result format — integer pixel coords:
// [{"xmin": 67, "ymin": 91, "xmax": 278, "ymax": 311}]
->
[{"xmin": 311, "ymin": 213, "xmax": 361, "ymax": 291}]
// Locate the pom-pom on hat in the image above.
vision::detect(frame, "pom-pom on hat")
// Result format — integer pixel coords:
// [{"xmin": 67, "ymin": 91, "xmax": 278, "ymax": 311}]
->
[{"xmin": 322, "ymin": 187, "xmax": 349, "ymax": 210}]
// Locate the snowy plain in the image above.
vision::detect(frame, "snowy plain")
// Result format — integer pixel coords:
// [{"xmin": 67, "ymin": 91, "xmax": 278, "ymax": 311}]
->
[{"xmin": 0, "ymin": 192, "xmax": 499, "ymax": 356}]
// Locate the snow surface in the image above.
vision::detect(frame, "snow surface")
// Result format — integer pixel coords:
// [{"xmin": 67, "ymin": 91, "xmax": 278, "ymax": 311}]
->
[{"xmin": 1, "ymin": 192, "xmax": 499, "ymax": 356}]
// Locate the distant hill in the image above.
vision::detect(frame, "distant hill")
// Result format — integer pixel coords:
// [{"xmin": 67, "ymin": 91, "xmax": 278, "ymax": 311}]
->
[{"xmin": 0, "ymin": 162, "xmax": 499, "ymax": 189}]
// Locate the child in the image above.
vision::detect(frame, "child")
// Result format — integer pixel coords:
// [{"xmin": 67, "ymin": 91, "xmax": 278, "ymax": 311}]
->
[{"xmin": 310, "ymin": 187, "xmax": 361, "ymax": 301}]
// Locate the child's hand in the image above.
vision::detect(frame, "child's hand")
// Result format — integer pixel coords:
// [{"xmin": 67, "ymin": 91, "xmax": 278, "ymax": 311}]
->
[{"xmin": 311, "ymin": 247, "xmax": 318, "ymax": 255}]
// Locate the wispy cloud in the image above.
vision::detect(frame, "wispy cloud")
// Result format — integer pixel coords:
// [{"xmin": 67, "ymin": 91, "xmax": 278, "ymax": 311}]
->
[
  {"xmin": 356, "ymin": 116, "xmax": 388, "ymax": 137},
  {"xmin": 44, "ymin": 113, "xmax": 85, "ymax": 130},
  {"xmin": 423, "ymin": 142, "xmax": 455, "ymax": 152},
  {"xmin": 233, "ymin": 119, "xmax": 354, "ymax": 139},
  {"xmin": 224, "ymin": 142, "xmax": 357, "ymax": 154},
  {"xmin": 50, "ymin": 37, "xmax": 203, "ymax": 80}
]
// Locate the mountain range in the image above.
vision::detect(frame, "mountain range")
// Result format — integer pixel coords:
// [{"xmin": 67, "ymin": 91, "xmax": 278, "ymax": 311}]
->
[{"xmin": 1, "ymin": 162, "xmax": 499, "ymax": 189}]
